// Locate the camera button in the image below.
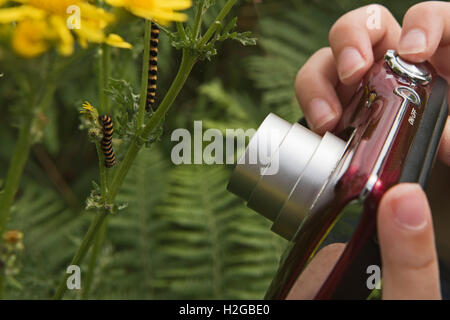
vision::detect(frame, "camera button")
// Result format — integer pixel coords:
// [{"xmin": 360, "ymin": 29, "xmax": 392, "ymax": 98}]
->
[{"xmin": 385, "ymin": 50, "xmax": 431, "ymax": 86}]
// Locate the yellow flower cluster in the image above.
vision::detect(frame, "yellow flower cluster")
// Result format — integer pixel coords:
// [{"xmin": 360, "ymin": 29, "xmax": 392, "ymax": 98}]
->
[
  {"xmin": 106, "ymin": 0, "xmax": 192, "ymax": 25},
  {"xmin": 0, "ymin": 0, "xmax": 192, "ymax": 58},
  {"xmin": 0, "ymin": 0, "xmax": 131, "ymax": 58}
]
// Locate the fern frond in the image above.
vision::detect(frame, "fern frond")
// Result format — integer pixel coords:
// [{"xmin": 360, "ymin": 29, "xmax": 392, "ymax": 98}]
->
[
  {"xmin": 246, "ymin": 5, "xmax": 335, "ymax": 122},
  {"xmin": 6, "ymin": 181, "xmax": 87, "ymax": 299},
  {"xmin": 152, "ymin": 164, "xmax": 286, "ymax": 299},
  {"xmin": 91, "ymin": 146, "xmax": 168, "ymax": 299}
]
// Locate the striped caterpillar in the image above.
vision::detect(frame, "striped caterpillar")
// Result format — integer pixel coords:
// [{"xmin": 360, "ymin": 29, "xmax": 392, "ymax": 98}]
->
[
  {"xmin": 146, "ymin": 22, "xmax": 160, "ymax": 112},
  {"xmin": 98, "ymin": 115, "xmax": 116, "ymax": 168}
]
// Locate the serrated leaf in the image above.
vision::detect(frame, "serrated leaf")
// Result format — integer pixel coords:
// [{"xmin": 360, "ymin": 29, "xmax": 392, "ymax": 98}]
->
[{"xmin": 230, "ymin": 31, "xmax": 257, "ymax": 46}]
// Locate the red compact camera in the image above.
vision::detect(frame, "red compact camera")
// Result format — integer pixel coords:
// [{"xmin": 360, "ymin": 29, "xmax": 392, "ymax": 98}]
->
[{"xmin": 227, "ymin": 50, "xmax": 449, "ymax": 299}]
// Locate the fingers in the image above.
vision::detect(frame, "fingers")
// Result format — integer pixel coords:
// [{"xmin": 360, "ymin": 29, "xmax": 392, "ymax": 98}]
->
[
  {"xmin": 397, "ymin": 2, "xmax": 450, "ymax": 167},
  {"xmin": 377, "ymin": 183, "xmax": 441, "ymax": 300},
  {"xmin": 328, "ymin": 4, "xmax": 401, "ymax": 85},
  {"xmin": 295, "ymin": 47, "xmax": 342, "ymax": 134},
  {"xmin": 296, "ymin": 5, "xmax": 402, "ymax": 133},
  {"xmin": 398, "ymin": 1, "xmax": 450, "ymax": 63},
  {"xmin": 287, "ymin": 243, "xmax": 345, "ymax": 300},
  {"xmin": 438, "ymin": 117, "xmax": 450, "ymax": 166}
]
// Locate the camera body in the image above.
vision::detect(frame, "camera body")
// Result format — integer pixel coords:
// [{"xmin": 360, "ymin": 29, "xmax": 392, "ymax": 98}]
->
[{"xmin": 228, "ymin": 50, "xmax": 449, "ymax": 299}]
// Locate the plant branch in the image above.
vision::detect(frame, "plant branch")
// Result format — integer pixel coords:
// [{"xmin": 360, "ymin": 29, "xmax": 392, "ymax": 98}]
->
[
  {"xmin": 0, "ymin": 77, "xmax": 58, "ymax": 298},
  {"xmin": 98, "ymin": 46, "xmax": 106, "ymax": 115},
  {"xmin": 81, "ymin": 43, "xmax": 113, "ymax": 297},
  {"xmin": 137, "ymin": 20, "xmax": 151, "ymax": 129},
  {"xmin": 108, "ymin": 49, "xmax": 197, "ymax": 202},
  {"xmin": 97, "ymin": 44, "xmax": 111, "ymax": 115},
  {"xmin": 82, "ymin": 216, "xmax": 108, "ymax": 299},
  {"xmin": 53, "ymin": 0, "xmax": 241, "ymax": 300},
  {"xmin": 0, "ymin": 114, "xmax": 33, "ymax": 298},
  {"xmin": 103, "ymin": 45, "xmax": 111, "ymax": 114},
  {"xmin": 176, "ymin": 22, "xmax": 187, "ymax": 41},
  {"xmin": 53, "ymin": 46, "xmax": 197, "ymax": 301},
  {"xmin": 52, "ymin": 209, "xmax": 109, "ymax": 300},
  {"xmin": 95, "ymin": 142, "xmax": 108, "ymax": 198},
  {"xmin": 199, "ymin": 0, "xmax": 237, "ymax": 47},
  {"xmin": 192, "ymin": 0, "xmax": 205, "ymax": 39}
]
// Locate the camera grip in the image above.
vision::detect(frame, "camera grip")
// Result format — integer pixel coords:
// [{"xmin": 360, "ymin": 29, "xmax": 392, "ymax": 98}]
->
[
  {"xmin": 323, "ymin": 77, "xmax": 448, "ymax": 300},
  {"xmin": 399, "ymin": 77, "xmax": 448, "ymax": 186}
]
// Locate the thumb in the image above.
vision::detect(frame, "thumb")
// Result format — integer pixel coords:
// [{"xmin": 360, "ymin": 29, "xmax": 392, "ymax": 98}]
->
[{"xmin": 377, "ymin": 183, "xmax": 441, "ymax": 300}]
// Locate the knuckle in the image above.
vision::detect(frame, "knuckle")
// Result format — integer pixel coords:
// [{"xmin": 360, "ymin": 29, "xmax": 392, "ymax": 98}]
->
[
  {"xmin": 316, "ymin": 46, "xmax": 332, "ymax": 57},
  {"xmin": 328, "ymin": 4, "xmax": 394, "ymax": 43},
  {"xmin": 295, "ymin": 47, "xmax": 330, "ymax": 87},
  {"xmin": 403, "ymin": 2, "xmax": 437, "ymax": 22},
  {"xmin": 295, "ymin": 67, "xmax": 315, "ymax": 91},
  {"xmin": 328, "ymin": 20, "xmax": 342, "ymax": 44},
  {"xmin": 396, "ymin": 251, "xmax": 438, "ymax": 273}
]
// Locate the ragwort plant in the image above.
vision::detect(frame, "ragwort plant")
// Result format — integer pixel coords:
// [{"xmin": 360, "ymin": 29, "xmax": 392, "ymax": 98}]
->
[{"xmin": 0, "ymin": 0, "xmax": 256, "ymax": 299}]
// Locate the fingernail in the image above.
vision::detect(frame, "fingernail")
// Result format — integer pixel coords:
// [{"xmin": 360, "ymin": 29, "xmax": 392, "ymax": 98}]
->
[
  {"xmin": 391, "ymin": 184, "xmax": 428, "ymax": 230},
  {"xmin": 337, "ymin": 47, "xmax": 366, "ymax": 81},
  {"xmin": 309, "ymin": 98, "xmax": 336, "ymax": 131},
  {"xmin": 398, "ymin": 28, "xmax": 427, "ymax": 55}
]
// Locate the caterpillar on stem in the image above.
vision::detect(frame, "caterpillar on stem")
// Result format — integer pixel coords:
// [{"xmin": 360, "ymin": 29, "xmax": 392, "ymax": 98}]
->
[
  {"xmin": 98, "ymin": 115, "xmax": 116, "ymax": 168},
  {"xmin": 146, "ymin": 22, "xmax": 160, "ymax": 112}
]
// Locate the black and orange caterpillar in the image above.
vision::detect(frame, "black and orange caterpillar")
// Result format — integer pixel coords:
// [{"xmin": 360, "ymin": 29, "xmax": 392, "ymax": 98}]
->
[
  {"xmin": 98, "ymin": 115, "xmax": 116, "ymax": 168},
  {"xmin": 146, "ymin": 22, "xmax": 160, "ymax": 112}
]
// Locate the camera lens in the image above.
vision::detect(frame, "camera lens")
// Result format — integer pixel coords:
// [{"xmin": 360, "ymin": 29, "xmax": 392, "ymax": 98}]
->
[{"xmin": 227, "ymin": 113, "xmax": 346, "ymax": 240}]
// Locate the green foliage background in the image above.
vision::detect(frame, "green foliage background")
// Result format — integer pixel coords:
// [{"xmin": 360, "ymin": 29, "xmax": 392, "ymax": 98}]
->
[{"xmin": 0, "ymin": 0, "xmax": 424, "ymax": 299}]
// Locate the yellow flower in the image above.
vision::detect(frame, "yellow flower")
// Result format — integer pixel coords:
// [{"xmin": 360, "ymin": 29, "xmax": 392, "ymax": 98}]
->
[
  {"xmin": 0, "ymin": 0, "xmax": 131, "ymax": 58},
  {"xmin": 80, "ymin": 101, "xmax": 99, "ymax": 122},
  {"xmin": 105, "ymin": 33, "xmax": 132, "ymax": 49},
  {"xmin": 3, "ymin": 230, "xmax": 23, "ymax": 244},
  {"xmin": 81, "ymin": 101, "xmax": 95, "ymax": 113},
  {"xmin": 106, "ymin": 0, "xmax": 192, "ymax": 25},
  {"xmin": 12, "ymin": 19, "xmax": 50, "ymax": 58}
]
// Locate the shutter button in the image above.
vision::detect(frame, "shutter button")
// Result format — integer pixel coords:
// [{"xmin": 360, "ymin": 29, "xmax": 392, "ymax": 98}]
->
[{"xmin": 385, "ymin": 50, "xmax": 432, "ymax": 85}]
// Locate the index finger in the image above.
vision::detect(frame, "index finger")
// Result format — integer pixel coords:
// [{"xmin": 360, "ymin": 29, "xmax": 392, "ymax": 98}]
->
[{"xmin": 328, "ymin": 4, "xmax": 401, "ymax": 84}]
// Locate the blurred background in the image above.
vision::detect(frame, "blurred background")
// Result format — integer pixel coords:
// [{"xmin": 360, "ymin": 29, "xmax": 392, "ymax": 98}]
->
[{"xmin": 0, "ymin": 0, "xmax": 437, "ymax": 299}]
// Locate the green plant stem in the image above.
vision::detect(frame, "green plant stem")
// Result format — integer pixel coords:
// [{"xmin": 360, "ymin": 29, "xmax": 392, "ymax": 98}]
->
[
  {"xmin": 103, "ymin": 45, "xmax": 111, "ymax": 114},
  {"xmin": 0, "ymin": 115, "xmax": 33, "ymax": 299},
  {"xmin": 137, "ymin": 20, "xmax": 151, "ymax": 128},
  {"xmin": 0, "ymin": 116, "xmax": 33, "ymax": 235},
  {"xmin": 176, "ymin": 22, "xmax": 187, "ymax": 42},
  {"xmin": 199, "ymin": 0, "xmax": 237, "ymax": 47},
  {"xmin": 107, "ymin": 137, "xmax": 142, "ymax": 203},
  {"xmin": 53, "ymin": 0, "xmax": 239, "ymax": 299},
  {"xmin": 108, "ymin": 49, "xmax": 196, "ymax": 202},
  {"xmin": 192, "ymin": 0, "xmax": 205, "ymax": 39},
  {"xmin": 0, "ymin": 79, "xmax": 57, "ymax": 298},
  {"xmin": 95, "ymin": 143, "xmax": 108, "ymax": 198},
  {"xmin": 95, "ymin": 43, "xmax": 111, "ymax": 115},
  {"xmin": 81, "ymin": 144, "xmax": 108, "ymax": 299},
  {"xmin": 98, "ymin": 47, "xmax": 105, "ymax": 114},
  {"xmin": 53, "ymin": 48, "xmax": 197, "ymax": 301},
  {"xmin": 52, "ymin": 209, "xmax": 108, "ymax": 300},
  {"xmin": 81, "ymin": 43, "xmax": 112, "ymax": 298},
  {"xmin": 82, "ymin": 216, "xmax": 108, "ymax": 299}
]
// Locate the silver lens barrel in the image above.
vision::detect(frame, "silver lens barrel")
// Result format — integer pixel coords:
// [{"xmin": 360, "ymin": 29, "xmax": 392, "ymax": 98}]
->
[{"xmin": 227, "ymin": 113, "xmax": 346, "ymax": 240}]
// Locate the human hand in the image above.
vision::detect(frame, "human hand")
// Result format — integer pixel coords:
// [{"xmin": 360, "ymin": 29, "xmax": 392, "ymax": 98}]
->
[
  {"xmin": 287, "ymin": 183, "xmax": 441, "ymax": 300},
  {"xmin": 290, "ymin": 2, "xmax": 450, "ymax": 299},
  {"xmin": 294, "ymin": 2, "xmax": 450, "ymax": 166}
]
